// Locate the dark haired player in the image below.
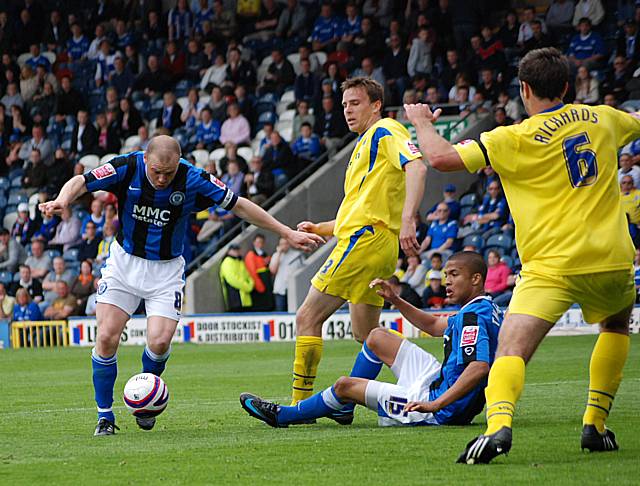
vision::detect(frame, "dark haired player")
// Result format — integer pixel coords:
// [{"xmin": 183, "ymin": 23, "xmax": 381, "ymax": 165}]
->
[
  {"xmin": 40, "ymin": 135, "xmax": 324, "ymax": 436},
  {"xmin": 405, "ymin": 47, "xmax": 640, "ymax": 463},
  {"xmin": 240, "ymin": 252, "xmax": 501, "ymax": 428}
]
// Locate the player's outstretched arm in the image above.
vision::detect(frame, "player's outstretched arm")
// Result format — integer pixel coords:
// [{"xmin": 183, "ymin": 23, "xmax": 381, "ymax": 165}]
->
[
  {"xmin": 38, "ymin": 174, "xmax": 88, "ymax": 217},
  {"xmin": 404, "ymin": 360, "xmax": 489, "ymax": 413},
  {"xmin": 231, "ymin": 197, "xmax": 325, "ymax": 253},
  {"xmin": 296, "ymin": 220, "xmax": 335, "ymax": 238},
  {"xmin": 370, "ymin": 278, "xmax": 448, "ymax": 336},
  {"xmin": 404, "ymin": 104, "xmax": 466, "ymax": 172},
  {"xmin": 401, "ymin": 159, "xmax": 427, "ymax": 256}
]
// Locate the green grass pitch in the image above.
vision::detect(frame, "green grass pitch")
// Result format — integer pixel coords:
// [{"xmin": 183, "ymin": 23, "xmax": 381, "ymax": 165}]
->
[{"xmin": 1, "ymin": 335, "xmax": 639, "ymax": 485}]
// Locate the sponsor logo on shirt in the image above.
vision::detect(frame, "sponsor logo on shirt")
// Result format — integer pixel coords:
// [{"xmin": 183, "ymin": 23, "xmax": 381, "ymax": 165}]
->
[
  {"xmin": 91, "ymin": 163, "xmax": 115, "ymax": 180},
  {"xmin": 210, "ymin": 175, "xmax": 226, "ymax": 189},
  {"xmin": 132, "ymin": 204, "xmax": 171, "ymax": 227},
  {"xmin": 460, "ymin": 325, "xmax": 478, "ymax": 347},
  {"xmin": 459, "ymin": 139, "xmax": 474, "ymax": 146},
  {"xmin": 406, "ymin": 141, "xmax": 421, "ymax": 155}
]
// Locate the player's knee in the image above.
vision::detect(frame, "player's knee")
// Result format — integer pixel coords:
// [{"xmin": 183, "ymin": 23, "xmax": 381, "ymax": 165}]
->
[
  {"xmin": 296, "ymin": 304, "xmax": 322, "ymax": 334},
  {"xmin": 333, "ymin": 376, "xmax": 353, "ymax": 397},
  {"xmin": 147, "ymin": 334, "xmax": 172, "ymax": 354},
  {"xmin": 95, "ymin": 329, "xmax": 120, "ymax": 354},
  {"xmin": 365, "ymin": 327, "xmax": 388, "ymax": 350}
]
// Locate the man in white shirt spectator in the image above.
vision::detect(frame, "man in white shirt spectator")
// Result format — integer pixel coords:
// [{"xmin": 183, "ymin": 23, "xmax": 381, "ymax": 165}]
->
[
  {"xmin": 269, "ymin": 237, "xmax": 303, "ymax": 311},
  {"xmin": 25, "ymin": 239, "xmax": 52, "ymax": 280},
  {"xmin": 618, "ymin": 153, "xmax": 640, "ymax": 189},
  {"xmin": 518, "ymin": 5, "xmax": 547, "ymax": 46}
]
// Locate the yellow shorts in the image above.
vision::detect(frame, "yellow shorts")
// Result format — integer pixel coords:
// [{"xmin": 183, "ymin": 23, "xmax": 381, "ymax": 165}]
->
[
  {"xmin": 509, "ymin": 267, "xmax": 635, "ymax": 324},
  {"xmin": 311, "ymin": 225, "xmax": 398, "ymax": 307}
]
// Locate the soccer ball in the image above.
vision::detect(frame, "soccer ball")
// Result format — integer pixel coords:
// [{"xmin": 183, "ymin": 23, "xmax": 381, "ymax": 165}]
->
[{"xmin": 123, "ymin": 373, "xmax": 169, "ymax": 417}]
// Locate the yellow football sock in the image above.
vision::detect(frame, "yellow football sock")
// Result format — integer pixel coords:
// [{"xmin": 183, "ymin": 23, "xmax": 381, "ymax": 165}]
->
[
  {"xmin": 582, "ymin": 332, "xmax": 629, "ymax": 433},
  {"xmin": 291, "ymin": 336, "xmax": 323, "ymax": 405},
  {"xmin": 484, "ymin": 356, "xmax": 525, "ymax": 435}
]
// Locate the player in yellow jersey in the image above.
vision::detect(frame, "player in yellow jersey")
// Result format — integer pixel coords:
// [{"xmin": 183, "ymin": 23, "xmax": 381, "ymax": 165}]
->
[
  {"xmin": 404, "ymin": 48, "xmax": 640, "ymax": 463},
  {"xmin": 290, "ymin": 77, "xmax": 428, "ymax": 423}
]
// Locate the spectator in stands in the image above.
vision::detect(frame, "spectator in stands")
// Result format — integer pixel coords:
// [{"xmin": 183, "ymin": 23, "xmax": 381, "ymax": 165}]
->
[
  {"xmin": 315, "ymin": 95, "xmax": 348, "ymax": 157},
  {"xmin": 96, "ymin": 221, "xmax": 115, "ymax": 265},
  {"xmin": 485, "ymin": 250, "xmax": 513, "ymax": 307},
  {"xmin": 9, "ymin": 105, "xmax": 29, "ymax": 139},
  {"xmin": 162, "ymin": 40, "xmax": 187, "ymax": 85},
  {"xmin": 18, "ymin": 125, "xmax": 52, "ymax": 166},
  {"xmin": 619, "ymin": 153, "xmax": 640, "ymax": 188},
  {"xmin": 10, "ymin": 264, "xmax": 43, "ymax": 302},
  {"xmin": 400, "ymin": 254, "xmax": 428, "ymax": 294},
  {"xmin": 269, "ymin": 236, "xmax": 303, "ymax": 311},
  {"xmin": 44, "ymin": 280, "xmax": 77, "ymax": 320},
  {"xmin": 76, "ymin": 220, "xmax": 101, "ymax": 261},
  {"xmin": 263, "ymin": 130, "xmax": 295, "ymax": 187},
  {"xmin": 419, "ymin": 203, "xmax": 458, "ymax": 260},
  {"xmin": 382, "ymin": 275, "xmax": 422, "ymax": 310},
  {"xmin": 220, "ymin": 243, "xmax": 254, "ymax": 312},
  {"xmin": 220, "ymin": 103, "xmax": 250, "ymax": 146},
  {"xmin": 71, "ymin": 109, "xmax": 99, "ymax": 160},
  {"xmin": 25, "ymin": 44, "xmax": 51, "ymax": 72},
  {"xmin": 425, "ymin": 252, "xmax": 445, "ymax": 283},
  {"xmin": 104, "ymin": 203, "xmax": 119, "ymax": 232},
  {"xmin": 0, "ymin": 228, "xmax": 26, "ymax": 273},
  {"xmin": 518, "ymin": 5, "xmax": 547, "ymax": 46},
  {"xmin": 262, "ymin": 48, "xmax": 295, "ymax": 96},
  {"xmin": 94, "ymin": 40, "xmax": 118, "ymax": 89},
  {"xmin": 493, "ymin": 106, "xmax": 514, "ymax": 127},
  {"xmin": 211, "ymin": 0, "xmax": 237, "ymax": 40},
  {"xmin": 11, "ymin": 203, "xmax": 36, "ymax": 246},
  {"xmin": 291, "ymin": 122, "xmax": 322, "ymax": 163},
  {"xmin": 84, "ymin": 277, "xmax": 100, "ymax": 316},
  {"xmin": 546, "ymin": 0, "xmax": 575, "ymax": 38},
  {"xmin": 383, "ymin": 33, "xmax": 409, "ymax": 106},
  {"xmin": 1, "ymin": 82, "xmax": 22, "ymax": 110},
  {"xmin": 55, "ymin": 76, "xmax": 85, "ymax": 119},
  {"xmin": 221, "ymin": 159, "xmax": 245, "ymax": 197},
  {"xmin": 109, "ymin": 56, "xmax": 134, "ymax": 98},
  {"xmin": 116, "ymin": 98, "xmax": 143, "ymax": 139},
  {"xmin": 603, "ymin": 56, "xmax": 631, "ymax": 104},
  {"xmin": 234, "ymin": 84, "xmax": 255, "ymax": 126},
  {"xmin": 43, "ymin": 9, "xmax": 68, "ymax": 51},
  {"xmin": 95, "ymin": 112, "xmax": 121, "ymax": 156},
  {"xmin": 311, "ymin": 3, "xmax": 340, "ymax": 52},
  {"xmin": 70, "ymin": 260, "xmax": 95, "ymax": 315},
  {"xmin": 200, "ymin": 53, "xmax": 227, "ymax": 90},
  {"xmin": 49, "ymin": 206, "xmax": 82, "ymax": 253},
  {"xmin": 168, "ymin": 0, "xmax": 194, "ymax": 42},
  {"xmin": 567, "ymin": 17, "xmax": 606, "ymax": 71},
  {"xmin": 30, "ymin": 81, "xmax": 56, "ymax": 123},
  {"xmin": 13, "ymin": 287, "xmax": 43, "ymax": 321},
  {"xmin": 352, "ymin": 57, "xmax": 386, "ymax": 89},
  {"xmin": 244, "ymin": 234, "xmax": 273, "ymax": 311},
  {"xmin": 22, "ymin": 149, "xmax": 47, "ymax": 191},
  {"xmin": 617, "ymin": 19, "xmax": 640, "ymax": 69},
  {"xmin": 422, "ymin": 271, "xmax": 447, "ymax": 309},
  {"xmin": 427, "ymin": 184, "xmax": 461, "ymax": 222},
  {"xmin": 448, "ymin": 72, "xmax": 476, "ymax": 105},
  {"xmin": 87, "ymin": 24, "xmax": 106, "ymax": 60},
  {"xmin": 245, "ymin": 156, "xmax": 275, "ymax": 206},
  {"xmin": 353, "ymin": 16, "xmax": 385, "ymax": 64},
  {"xmin": 66, "ymin": 22, "xmax": 89, "ymax": 62},
  {"xmin": 477, "ymin": 68, "xmax": 503, "ymax": 105},
  {"xmin": 572, "ymin": 0, "xmax": 605, "ymax": 27},
  {"xmin": 0, "ymin": 282, "xmax": 14, "ymax": 319},
  {"xmin": 133, "ymin": 54, "xmax": 169, "ymax": 102},
  {"xmin": 81, "ymin": 199, "xmax": 105, "ymax": 237},
  {"xmin": 134, "ymin": 125, "xmax": 150, "ymax": 151},
  {"xmin": 25, "ymin": 239, "xmax": 51, "ymax": 280},
  {"xmin": 294, "ymin": 58, "xmax": 319, "ymax": 104},
  {"xmin": 466, "ymin": 180, "xmax": 508, "ymax": 231},
  {"xmin": 195, "ymin": 107, "xmax": 221, "ymax": 150},
  {"xmin": 185, "ymin": 39, "xmax": 208, "ymax": 84},
  {"xmin": 225, "ymin": 47, "xmax": 256, "ymax": 92},
  {"xmin": 157, "ymin": 91, "xmax": 183, "ymax": 134},
  {"xmin": 42, "ymin": 256, "xmax": 74, "ymax": 303},
  {"xmin": 407, "ymin": 27, "xmax": 433, "ymax": 81},
  {"xmin": 621, "ymin": 174, "xmax": 640, "ymax": 245},
  {"xmin": 276, "ymin": 0, "xmax": 308, "ymax": 41},
  {"xmin": 292, "ymin": 100, "xmax": 315, "ymax": 140},
  {"xmin": 574, "ymin": 66, "xmax": 600, "ymax": 104},
  {"xmin": 207, "ymin": 85, "xmax": 227, "ymax": 123}
]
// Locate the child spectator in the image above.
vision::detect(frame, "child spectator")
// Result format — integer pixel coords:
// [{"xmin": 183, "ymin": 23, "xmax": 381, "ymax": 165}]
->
[
  {"xmin": 291, "ymin": 122, "xmax": 322, "ymax": 162},
  {"xmin": 195, "ymin": 107, "xmax": 221, "ymax": 150},
  {"xmin": 422, "ymin": 271, "xmax": 447, "ymax": 309}
]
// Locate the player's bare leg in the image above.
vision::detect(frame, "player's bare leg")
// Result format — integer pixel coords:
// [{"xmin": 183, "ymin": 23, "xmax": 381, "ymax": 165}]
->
[
  {"xmin": 135, "ymin": 316, "xmax": 179, "ymax": 431},
  {"xmin": 291, "ymin": 288, "xmax": 345, "ymax": 404},
  {"xmin": 93, "ymin": 303, "xmax": 130, "ymax": 436},
  {"xmin": 458, "ymin": 313, "xmax": 554, "ymax": 464},
  {"xmin": 581, "ymin": 304, "xmax": 632, "ymax": 452},
  {"xmin": 349, "ymin": 302, "xmax": 383, "ymax": 343}
]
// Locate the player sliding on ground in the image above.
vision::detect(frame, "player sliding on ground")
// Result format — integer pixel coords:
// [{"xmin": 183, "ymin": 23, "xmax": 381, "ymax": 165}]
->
[
  {"xmin": 404, "ymin": 47, "xmax": 640, "ymax": 464},
  {"xmin": 288, "ymin": 77, "xmax": 427, "ymax": 425},
  {"xmin": 39, "ymin": 135, "xmax": 324, "ymax": 436},
  {"xmin": 240, "ymin": 251, "xmax": 501, "ymax": 428}
]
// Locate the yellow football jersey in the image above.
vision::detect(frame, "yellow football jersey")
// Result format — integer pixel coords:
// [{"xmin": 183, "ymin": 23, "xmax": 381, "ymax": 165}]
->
[
  {"xmin": 334, "ymin": 118, "xmax": 422, "ymax": 239},
  {"xmin": 453, "ymin": 103, "xmax": 640, "ymax": 275},
  {"xmin": 621, "ymin": 188, "xmax": 640, "ymax": 224}
]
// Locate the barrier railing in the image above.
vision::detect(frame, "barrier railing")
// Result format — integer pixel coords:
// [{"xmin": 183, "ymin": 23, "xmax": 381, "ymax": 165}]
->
[{"xmin": 11, "ymin": 321, "xmax": 69, "ymax": 349}]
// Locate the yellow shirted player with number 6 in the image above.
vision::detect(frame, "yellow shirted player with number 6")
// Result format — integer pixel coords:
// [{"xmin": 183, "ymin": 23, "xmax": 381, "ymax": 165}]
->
[
  {"xmin": 404, "ymin": 47, "xmax": 640, "ymax": 464},
  {"xmin": 291, "ymin": 77, "xmax": 428, "ymax": 424}
]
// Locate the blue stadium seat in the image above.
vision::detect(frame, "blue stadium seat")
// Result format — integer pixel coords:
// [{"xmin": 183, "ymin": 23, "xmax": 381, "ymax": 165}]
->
[
  {"xmin": 463, "ymin": 234, "xmax": 484, "ymax": 250},
  {"xmin": 10, "ymin": 177, "xmax": 22, "ymax": 189},
  {"xmin": 459, "ymin": 206, "xmax": 474, "ymax": 220},
  {"xmin": 12, "ymin": 271, "xmax": 20, "ymax": 282},
  {"xmin": 75, "ymin": 209, "xmax": 89, "ymax": 222},
  {"xmin": 47, "ymin": 249, "xmax": 61, "ymax": 260},
  {"xmin": 0, "ymin": 271, "xmax": 12, "ymax": 286},
  {"xmin": 257, "ymin": 111, "xmax": 277, "ymax": 128},
  {"xmin": 485, "ymin": 233, "xmax": 513, "ymax": 251},
  {"xmin": 7, "ymin": 193, "xmax": 28, "ymax": 206},
  {"xmin": 481, "ymin": 227, "xmax": 501, "ymax": 240},
  {"xmin": 63, "ymin": 248, "xmax": 80, "ymax": 262},
  {"xmin": 500, "ymin": 255, "xmax": 513, "ymax": 269},
  {"xmin": 0, "ymin": 178, "xmax": 10, "ymax": 192},
  {"xmin": 510, "ymin": 247, "xmax": 519, "ymax": 260},
  {"xmin": 460, "ymin": 193, "xmax": 477, "ymax": 207}
]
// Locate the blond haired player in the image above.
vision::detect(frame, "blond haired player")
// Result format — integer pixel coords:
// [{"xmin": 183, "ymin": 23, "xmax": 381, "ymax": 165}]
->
[
  {"xmin": 291, "ymin": 78, "xmax": 428, "ymax": 423},
  {"xmin": 405, "ymin": 47, "xmax": 640, "ymax": 463}
]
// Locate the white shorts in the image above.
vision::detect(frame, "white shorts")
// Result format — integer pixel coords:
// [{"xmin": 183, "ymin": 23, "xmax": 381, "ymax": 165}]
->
[
  {"xmin": 97, "ymin": 241, "xmax": 185, "ymax": 321},
  {"xmin": 365, "ymin": 339, "xmax": 441, "ymax": 426}
]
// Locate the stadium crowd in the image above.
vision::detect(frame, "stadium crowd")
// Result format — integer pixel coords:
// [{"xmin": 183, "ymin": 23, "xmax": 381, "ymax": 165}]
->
[{"xmin": 1, "ymin": 0, "xmax": 640, "ymax": 321}]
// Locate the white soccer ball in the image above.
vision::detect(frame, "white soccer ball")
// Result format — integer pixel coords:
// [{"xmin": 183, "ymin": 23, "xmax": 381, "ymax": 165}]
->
[{"xmin": 123, "ymin": 373, "xmax": 169, "ymax": 417}]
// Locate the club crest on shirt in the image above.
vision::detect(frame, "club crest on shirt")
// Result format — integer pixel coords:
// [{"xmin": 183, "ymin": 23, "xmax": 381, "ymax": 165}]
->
[
  {"xmin": 459, "ymin": 139, "xmax": 474, "ymax": 146},
  {"xmin": 98, "ymin": 281, "xmax": 108, "ymax": 295},
  {"xmin": 210, "ymin": 174, "xmax": 226, "ymax": 189},
  {"xmin": 460, "ymin": 325, "xmax": 478, "ymax": 347},
  {"xmin": 169, "ymin": 191, "xmax": 185, "ymax": 206},
  {"xmin": 406, "ymin": 140, "xmax": 421, "ymax": 155},
  {"xmin": 91, "ymin": 163, "xmax": 115, "ymax": 180}
]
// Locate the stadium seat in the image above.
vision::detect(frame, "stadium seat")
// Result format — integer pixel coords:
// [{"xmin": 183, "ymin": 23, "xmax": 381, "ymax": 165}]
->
[
  {"xmin": 10, "ymin": 177, "xmax": 22, "ymax": 189},
  {"xmin": 237, "ymin": 146, "xmax": 253, "ymax": 162},
  {"xmin": 199, "ymin": 95, "xmax": 210, "ymax": 106},
  {"xmin": 463, "ymin": 234, "xmax": 484, "ymax": 250},
  {"xmin": 275, "ymin": 119, "xmax": 293, "ymax": 132},
  {"xmin": 280, "ymin": 90, "xmax": 295, "ymax": 104},
  {"xmin": 279, "ymin": 126, "xmax": 293, "ymax": 142},
  {"xmin": 0, "ymin": 178, "xmax": 10, "ymax": 192},
  {"xmin": 47, "ymin": 249, "xmax": 61, "ymax": 260},
  {"xmin": 176, "ymin": 96, "xmax": 189, "ymax": 111},
  {"xmin": 100, "ymin": 153, "xmax": 118, "ymax": 165},
  {"xmin": 314, "ymin": 51, "xmax": 327, "ymax": 66},
  {"xmin": 16, "ymin": 52, "xmax": 30, "ymax": 67},
  {"xmin": 460, "ymin": 193, "xmax": 477, "ymax": 207},
  {"xmin": 63, "ymin": 248, "xmax": 80, "ymax": 262},
  {"xmin": 7, "ymin": 193, "xmax": 27, "ymax": 207},
  {"xmin": 481, "ymin": 227, "xmax": 501, "ymax": 240},
  {"xmin": 79, "ymin": 154, "xmax": 100, "ymax": 170},
  {"xmin": 28, "ymin": 193, "xmax": 39, "ymax": 219},
  {"xmin": 123, "ymin": 135, "xmax": 141, "ymax": 151},
  {"xmin": 287, "ymin": 53, "xmax": 301, "ymax": 74},
  {"xmin": 279, "ymin": 109, "xmax": 295, "ymax": 122},
  {"xmin": 510, "ymin": 247, "xmax": 519, "ymax": 260},
  {"xmin": 191, "ymin": 149, "xmax": 209, "ymax": 168},
  {"xmin": 0, "ymin": 271, "xmax": 12, "ymax": 286},
  {"xmin": 485, "ymin": 233, "xmax": 513, "ymax": 251},
  {"xmin": 2, "ymin": 211, "xmax": 17, "ymax": 231},
  {"xmin": 459, "ymin": 206, "xmax": 474, "ymax": 220},
  {"xmin": 500, "ymin": 255, "xmax": 513, "ymax": 269},
  {"xmin": 12, "ymin": 271, "xmax": 20, "ymax": 282}
]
